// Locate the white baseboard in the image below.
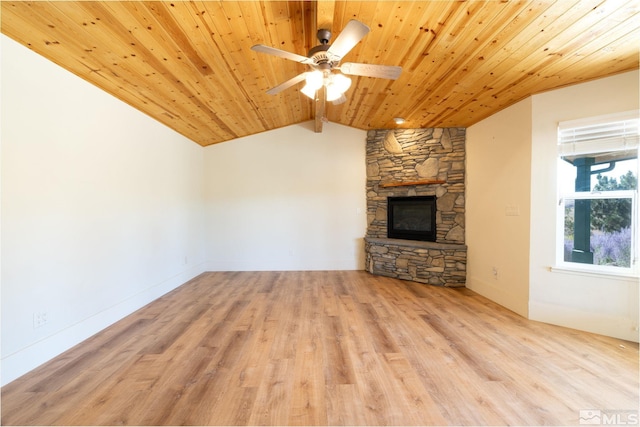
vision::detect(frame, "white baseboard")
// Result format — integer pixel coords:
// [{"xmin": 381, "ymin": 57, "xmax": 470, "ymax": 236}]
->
[{"xmin": 205, "ymin": 258, "xmax": 364, "ymax": 272}]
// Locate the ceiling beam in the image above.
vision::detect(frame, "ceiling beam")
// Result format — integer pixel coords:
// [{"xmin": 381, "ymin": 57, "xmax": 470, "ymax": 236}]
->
[
  {"xmin": 316, "ymin": 0, "xmax": 335, "ymax": 34},
  {"xmin": 314, "ymin": 86, "xmax": 326, "ymax": 132},
  {"xmin": 313, "ymin": 0, "xmax": 334, "ymax": 133}
]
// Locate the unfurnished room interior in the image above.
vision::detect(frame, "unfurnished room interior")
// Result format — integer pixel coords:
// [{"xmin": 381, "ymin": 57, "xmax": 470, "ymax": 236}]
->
[{"xmin": 1, "ymin": 1, "xmax": 639, "ymax": 425}]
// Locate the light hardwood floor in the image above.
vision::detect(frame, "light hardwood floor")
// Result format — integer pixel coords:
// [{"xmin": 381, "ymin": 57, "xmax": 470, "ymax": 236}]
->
[{"xmin": 2, "ymin": 271, "xmax": 638, "ymax": 425}]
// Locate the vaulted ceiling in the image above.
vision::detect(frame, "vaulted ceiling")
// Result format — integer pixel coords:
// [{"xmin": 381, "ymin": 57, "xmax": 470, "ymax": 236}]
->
[{"xmin": 2, "ymin": 1, "xmax": 639, "ymax": 146}]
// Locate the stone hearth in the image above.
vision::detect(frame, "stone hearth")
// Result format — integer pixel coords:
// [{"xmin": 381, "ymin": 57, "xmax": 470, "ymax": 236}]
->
[{"xmin": 365, "ymin": 128, "xmax": 467, "ymax": 287}]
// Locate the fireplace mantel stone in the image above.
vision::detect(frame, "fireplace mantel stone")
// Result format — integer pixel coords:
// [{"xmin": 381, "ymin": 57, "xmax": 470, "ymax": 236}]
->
[{"xmin": 365, "ymin": 237, "xmax": 466, "ymax": 251}]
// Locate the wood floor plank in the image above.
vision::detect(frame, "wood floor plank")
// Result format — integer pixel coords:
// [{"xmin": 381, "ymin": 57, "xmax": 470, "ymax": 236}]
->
[
  {"xmin": 2, "ymin": 271, "xmax": 638, "ymax": 426},
  {"xmin": 320, "ymin": 315, "xmax": 355, "ymax": 386},
  {"xmin": 247, "ymin": 358, "xmax": 295, "ymax": 425},
  {"xmin": 380, "ymin": 352, "xmax": 448, "ymax": 425}
]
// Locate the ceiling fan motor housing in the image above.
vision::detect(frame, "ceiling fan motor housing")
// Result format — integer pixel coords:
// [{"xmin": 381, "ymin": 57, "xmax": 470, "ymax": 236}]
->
[{"xmin": 308, "ymin": 44, "xmax": 335, "ymax": 70}]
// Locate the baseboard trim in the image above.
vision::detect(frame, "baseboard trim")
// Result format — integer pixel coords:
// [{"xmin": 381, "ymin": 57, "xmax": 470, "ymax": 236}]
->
[{"xmin": 205, "ymin": 259, "xmax": 364, "ymax": 272}]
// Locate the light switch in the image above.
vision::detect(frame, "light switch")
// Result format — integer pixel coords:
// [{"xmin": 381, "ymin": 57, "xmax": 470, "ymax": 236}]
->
[{"xmin": 505, "ymin": 205, "xmax": 520, "ymax": 216}]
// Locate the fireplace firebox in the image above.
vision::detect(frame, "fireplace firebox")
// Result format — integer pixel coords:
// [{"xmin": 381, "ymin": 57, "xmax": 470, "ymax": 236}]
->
[{"xmin": 387, "ymin": 196, "xmax": 437, "ymax": 242}]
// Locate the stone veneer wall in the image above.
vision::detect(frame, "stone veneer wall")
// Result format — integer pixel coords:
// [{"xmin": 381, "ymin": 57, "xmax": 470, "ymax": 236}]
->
[{"xmin": 365, "ymin": 128, "xmax": 467, "ymax": 287}]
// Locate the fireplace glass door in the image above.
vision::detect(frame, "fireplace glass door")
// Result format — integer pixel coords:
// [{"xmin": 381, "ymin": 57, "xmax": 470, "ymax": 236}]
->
[{"xmin": 387, "ymin": 196, "xmax": 436, "ymax": 242}]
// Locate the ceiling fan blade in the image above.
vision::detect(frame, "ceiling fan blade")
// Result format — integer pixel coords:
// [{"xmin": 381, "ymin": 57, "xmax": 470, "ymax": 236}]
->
[
  {"xmin": 332, "ymin": 94, "xmax": 347, "ymax": 105},
  {"xmin": 340, "ymin": 62, "xmax": 402, "ymax": 80},
  {"xmin": 326, "ymin": 20, "xmax": 370, "ymax": 60},
  {"xmin": 251, "ymin": 44, "xmax": 312, "ymax": 64},
  {"xmin": 266, "ymin": 72, "xmax": 308, "ymax": 95}
]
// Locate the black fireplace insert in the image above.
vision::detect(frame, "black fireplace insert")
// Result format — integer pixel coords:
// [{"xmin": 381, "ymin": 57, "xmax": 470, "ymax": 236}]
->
[{"xmin": 387, "ymin": 196, "xmax": 436, "ymax": 242}]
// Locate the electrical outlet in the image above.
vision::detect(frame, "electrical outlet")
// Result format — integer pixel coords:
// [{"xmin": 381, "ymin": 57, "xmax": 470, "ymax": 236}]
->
[{"xmin": 33, "ymin": 311, "xmax": 48, "ymax": 328}]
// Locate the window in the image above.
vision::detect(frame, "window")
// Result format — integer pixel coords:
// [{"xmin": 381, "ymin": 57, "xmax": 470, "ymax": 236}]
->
[{"xmin": 557, "ymin": 111, "xmax": 639, "ymax": 276}]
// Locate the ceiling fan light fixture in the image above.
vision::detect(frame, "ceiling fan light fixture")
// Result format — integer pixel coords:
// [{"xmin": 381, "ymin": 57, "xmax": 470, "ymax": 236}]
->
[
  {"xmin": 326, "ymin": 85, "xmax": 343, "ymax": 102},
  {"xmin": 305, "ymin": 71, "xmax": 324, "ymax": 91},
  {"xmin": 301, "ymin": 71, "xmax": 324, "ymax": 99},
  {"xmin": 325, "ymin": 73, "xmax": 352, "ymax": 102},
  {"xmin": 301, "ymin": 84, "xmax": 317, "ymax": 99},
  {"xmin": 332, "ymin": 73, "xmax": 352, "ymax": 93}
]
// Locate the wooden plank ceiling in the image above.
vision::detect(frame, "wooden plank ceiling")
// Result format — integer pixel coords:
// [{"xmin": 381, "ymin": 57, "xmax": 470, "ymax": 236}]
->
[{"xmin": 2, "ymin": 1, "xmax": 639, "ymax": 147}]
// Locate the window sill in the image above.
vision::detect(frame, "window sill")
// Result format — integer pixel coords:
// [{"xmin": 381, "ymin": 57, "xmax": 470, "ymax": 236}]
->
[{"xmin": 550, "ymin": 265, "xmax": 639, "ymax": 281}]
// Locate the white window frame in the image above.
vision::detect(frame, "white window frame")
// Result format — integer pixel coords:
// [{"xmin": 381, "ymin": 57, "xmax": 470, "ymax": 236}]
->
[
  {"xmin": 555, "ymin": 110, "xmax": 639, "ymax": 278},
  {"xmin": 557, "ymin": 190, "xmax": 637, "ymax": 276}
]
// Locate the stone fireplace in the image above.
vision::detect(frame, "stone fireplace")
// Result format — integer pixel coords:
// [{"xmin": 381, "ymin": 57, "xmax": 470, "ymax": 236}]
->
[{"xmin": 365, "ymin": 128, "xmax": 467, "ymax": 287}]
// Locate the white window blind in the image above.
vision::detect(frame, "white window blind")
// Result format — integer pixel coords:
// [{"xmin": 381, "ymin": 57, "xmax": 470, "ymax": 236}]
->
[{"xmin": 558, "ymin": 111, "xmax": 639, "ymax": 156}]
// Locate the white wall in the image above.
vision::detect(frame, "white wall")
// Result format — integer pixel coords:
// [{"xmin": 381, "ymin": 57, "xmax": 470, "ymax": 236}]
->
[
  {"xmin": 466, "ymin": 98, "xmax": 533, "ymax": 317},
  {"xmin": 1, "ymin": 35, "xmax": 207, "ymax": 385},
  {"xmin": 529, "ymin": 71, "xmax": 639, "ymax": 342},
  {"xmin": 204, "ymin": 122, "xmax": 367, "ymax": 271}
]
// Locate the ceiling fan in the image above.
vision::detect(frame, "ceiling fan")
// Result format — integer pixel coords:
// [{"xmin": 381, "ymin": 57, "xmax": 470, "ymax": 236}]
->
[{"xmin": 251, "ymin": 20, "xmax": 402, "ymax": 106}]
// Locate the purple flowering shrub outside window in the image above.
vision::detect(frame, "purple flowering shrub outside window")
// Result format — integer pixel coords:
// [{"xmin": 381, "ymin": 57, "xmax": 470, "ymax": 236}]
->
[{"xmin": 564, "ymin": 227, "xmax": 632, "ymax": 268}]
